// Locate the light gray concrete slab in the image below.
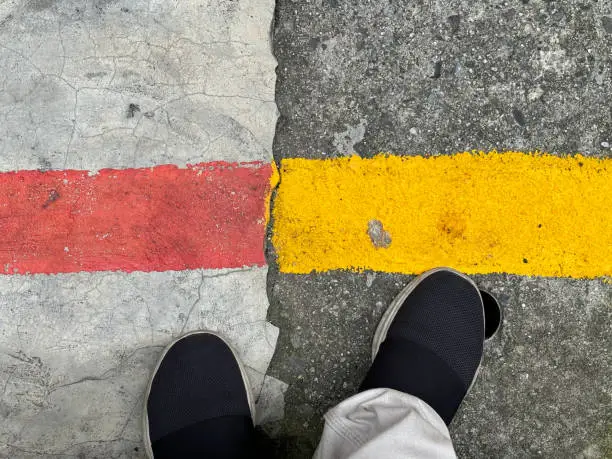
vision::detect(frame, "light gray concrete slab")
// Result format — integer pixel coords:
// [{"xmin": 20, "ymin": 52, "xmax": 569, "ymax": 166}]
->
[
  {"xmin": 0, "ymin": 0, "xmax": 277, "ymax": 171},
  {"xmin": 0, "ymin": 0, "xmax": 281, "ymax": 456},
  {"xmin": 0, "ymin": 267, "xmax": 279, "ymax": 457},
  {"xmin": 256, "ymin": 375, "xmax": 289, "ymax": 426}
]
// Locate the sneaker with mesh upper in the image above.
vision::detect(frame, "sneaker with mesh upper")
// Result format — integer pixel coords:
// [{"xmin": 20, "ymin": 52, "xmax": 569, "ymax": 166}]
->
[
  {"xmin": 360, "ymin": 267, "xmax": 485, "ymax": 425},
  {"xmin": 143, "ymin": 331, "xmax": 256, "ymax": 458}
]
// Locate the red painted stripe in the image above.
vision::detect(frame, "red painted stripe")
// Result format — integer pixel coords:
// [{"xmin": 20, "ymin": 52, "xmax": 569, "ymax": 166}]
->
[{"xmin": 0, "ymin": 162, "xmax": 273, "ymax": 274}]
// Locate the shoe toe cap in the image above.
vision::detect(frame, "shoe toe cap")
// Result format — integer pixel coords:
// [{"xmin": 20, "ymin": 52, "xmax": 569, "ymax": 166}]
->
[
  {"xmin": 147, "ymin": 333, "xmax": 252, "ymax": 442},
  {"xmin": 388, "ymin": 270, "xmax": 485, "ymax": 388}
]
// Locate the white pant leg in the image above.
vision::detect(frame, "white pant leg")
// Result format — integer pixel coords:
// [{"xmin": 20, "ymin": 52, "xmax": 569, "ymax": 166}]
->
[{"xmin": 313, "ymin": 388, "xmax": 457, "ymax": 459}]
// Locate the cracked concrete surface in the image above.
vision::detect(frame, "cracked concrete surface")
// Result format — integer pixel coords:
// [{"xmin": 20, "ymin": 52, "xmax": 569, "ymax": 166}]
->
[
  {"xmin": 0, "ymin": 0, "xmax": 281, "ymax": 457},
  {"xmin": 0, "ymin": 268, "xmax": 283, "ymax": 457},
  {"xmin": 0, "ymin": 0, "xmax": 277, "ymax": 172}
]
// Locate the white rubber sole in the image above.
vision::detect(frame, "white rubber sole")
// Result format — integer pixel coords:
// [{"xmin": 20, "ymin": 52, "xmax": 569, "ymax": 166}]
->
[
  {"xmin": 371, "ymin": 267, "xmax": 485, "ymax": 398},
  {"xmin": 142, "ymin": 330, "xmax": 255, "ymax": 459}
]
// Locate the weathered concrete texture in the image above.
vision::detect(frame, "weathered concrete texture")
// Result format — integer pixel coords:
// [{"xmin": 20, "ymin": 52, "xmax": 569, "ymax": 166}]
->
[
  {"xmin": 0, "ymin": 0, "xmax": 282, "ymax": 456},
  {"xmin": 273, "ymin": 0, "xmax": 611, "ymax": 159},
  {"xmin": 0, "ymin": 267, "xmax": 283, "ymax": 458},
  {"xmin": 269, "ymin": 0, "xmax": 611, "ymax": 456},
  {"xmin": 0, "ymin": 0, "xmax": 277, "ymax": 171},
  {"xmin": 267, "ymin": 271, "xmax": 611, "ymax": 458}
]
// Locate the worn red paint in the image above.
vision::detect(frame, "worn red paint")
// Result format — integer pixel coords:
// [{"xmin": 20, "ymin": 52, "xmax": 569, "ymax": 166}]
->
[{"xmin": 0, "ymin": 162, "xmax": 273, "ymax": 274}]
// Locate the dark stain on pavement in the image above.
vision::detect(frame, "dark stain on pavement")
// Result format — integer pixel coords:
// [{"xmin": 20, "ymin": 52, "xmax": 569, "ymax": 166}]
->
[
  {"xmin": 127, "ymin": 103, "xmax": 140, "ymax": 118},
  {"xmin": 42, "ymin": 190, "xmax": 60, "ymax": 209}
]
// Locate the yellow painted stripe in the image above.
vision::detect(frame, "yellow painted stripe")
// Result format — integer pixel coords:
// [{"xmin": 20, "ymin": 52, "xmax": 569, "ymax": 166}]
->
[
  {"xmin": 272, "ymin": 152, "xmax": 611, "ymax": 279},
  {"xmin": 265, "ymin": 161, "xmax": 280, "ymax": 225}
]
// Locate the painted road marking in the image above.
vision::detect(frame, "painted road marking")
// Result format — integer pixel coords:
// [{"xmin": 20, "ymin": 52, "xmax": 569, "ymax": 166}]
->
[
  {"xmin": 272, "ymin": 152, "xmax": 611, "ymax": 279},
  {"xmin": 0, "ymin": 161, "xmax": 276, "ymax": 274}
]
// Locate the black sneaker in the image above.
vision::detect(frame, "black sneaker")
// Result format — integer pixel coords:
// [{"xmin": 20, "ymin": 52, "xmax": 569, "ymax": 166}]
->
[
  {"xmin": 360, "ymin": 267, "xmax": 485, "ymax": 425},
  {"xmin": 143, "ymin": 331, "xmax": 255, "ymax": 458}
]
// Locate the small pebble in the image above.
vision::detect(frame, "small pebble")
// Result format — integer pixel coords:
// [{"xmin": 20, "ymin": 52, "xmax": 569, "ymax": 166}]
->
[{"xmin": 601, "ymin": 141, "xmax": 610, "ymax": 148}]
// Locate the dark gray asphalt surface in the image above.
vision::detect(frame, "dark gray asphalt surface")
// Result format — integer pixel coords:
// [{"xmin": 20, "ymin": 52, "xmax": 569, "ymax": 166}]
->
[{"xmin": 265, "ymin": 0, "xmax": 611, "ymax": 457}]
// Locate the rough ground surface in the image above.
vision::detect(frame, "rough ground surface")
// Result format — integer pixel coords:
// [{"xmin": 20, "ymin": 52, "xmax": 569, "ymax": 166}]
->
[
  {"xmin": 273, "ymin": 0, "xmax": 611, "ymax": 158},
  {"xmin": 0, "ymin": 0, "xmax": 610, "ymax": 457},
  {"xmin": 267, "ymin": 0, "xmax": 611, "ymax": 457}
]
